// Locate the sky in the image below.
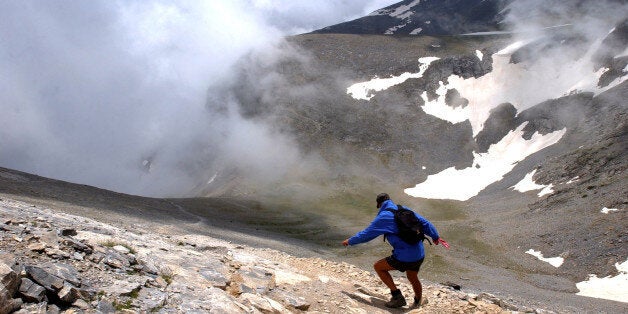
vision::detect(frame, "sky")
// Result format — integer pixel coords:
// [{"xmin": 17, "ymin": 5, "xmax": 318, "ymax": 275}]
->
[{"xmin": 0, "ymin": 0, "xmax": 398, "ymax": 197}]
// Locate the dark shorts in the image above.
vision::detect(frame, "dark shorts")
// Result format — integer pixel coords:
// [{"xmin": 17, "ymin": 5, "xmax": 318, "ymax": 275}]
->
[{"xmin": 386, "ymin": 255, "xmax": 424, "ymax": 272}]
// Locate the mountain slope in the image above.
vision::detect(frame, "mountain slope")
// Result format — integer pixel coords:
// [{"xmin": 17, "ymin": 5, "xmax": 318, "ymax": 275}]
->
[
  {"xmin": 312, "ymin": 0, "xmax": 510, "ymax": 35},
  {"xmin": 205, "ymin": 1, "xmax": 628, "ymax": 309}
]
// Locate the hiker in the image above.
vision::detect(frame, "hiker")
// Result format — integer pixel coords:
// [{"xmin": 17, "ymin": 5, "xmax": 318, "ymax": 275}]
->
[{"xmin": 342, "ymin": 193, "xmax": 449, "ymax": 308}]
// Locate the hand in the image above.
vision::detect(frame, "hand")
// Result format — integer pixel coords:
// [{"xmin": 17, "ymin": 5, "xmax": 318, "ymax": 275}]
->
[
  {"xmin": 342, "ymin": 239, "xmax": 350, "ymax": 246},
  {"xmin": 435, "ymin": 238, "xmax": 450, "ymax": 249}
]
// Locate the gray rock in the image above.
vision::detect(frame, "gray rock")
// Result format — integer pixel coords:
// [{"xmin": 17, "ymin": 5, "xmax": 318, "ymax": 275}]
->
[
  {"xmin": 136, "ymin": 287, "xmax": 168, "ymax": 310},
  {"xmin": 277, "ymin": 291, "xmax": 310, "ymax": 311},
  {"xmin": 236, "ymin": 266, "xmax": 275, "ymax": 295},
  {"xmin": 61, "ymin": 238, "xmax": 93, "ymax": 254},
  {"xmin": 200, "ymin": 268, "xmax": 229, "ymax": 290},
  {"xmin": 112, "ymin": 245, "xmax": 130, "ymax": 254},
  {"xmin": 1, "ymin": 261, "xmax": 20, "ymax": 297},
  {"xmin": 40, "ymin": 262, "xmax": 81, "ymax": 287},
  {"xmin": 102, "ymin": 279, "xmax": 142, "ymax": 297},
  {"xmin": 19, "ymin": 278, "xmax": 46, "ymax": 303},
  {"xmin": 73, "ymin": 298, "xmax": 91, "ymax": 310},
  {"xmin": 57, "ymin": 283, "xmax": 81, "ymax": 303},
  {"xmin": 103, "ymin": 250, "xmax": 131, "ymax": 269},
  {"xmin": 25, "ymin": 265, "xmax": 64, "ymax": 292},
  {"xmin": 96, "ymin": 300, "xmax": 116, "ymax": 313},
  {"xmin": 60, "ymin": 228, "xmax": 77, "ymax": 236},
  {"xmin": 239, "ymin": 293, "xmax": 286, "ymax": 313}
]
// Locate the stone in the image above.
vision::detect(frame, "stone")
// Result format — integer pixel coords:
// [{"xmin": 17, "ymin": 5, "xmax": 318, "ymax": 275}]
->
[
  {"xmin": 1, "ymin": 261, "xmax": 20, "ymax": 297},
  {"xmin": 27, "ymin": 242, "xmax": 46, "ymax": 252},
  {"xmin": 136, "ymin": 287, "xmax": 168, "ymax": 310},
  {"xmin": 58, "ymin": 283, "xmax": 81, "ymax": 303},
  {"xmin": 73, "ymin": 299, "xmax": 91, "ymax": 310},
  {"xmin": 60, "ymin": 228, "xmax": 77, "ymax": 236},
  {"xmin": 19, "ymin": 278, "xmax": 47, "ymax": 303},
  {"xmin": 40, "ymin": 262, "xmax": 81, "ymax": 287},
  {"xmin": 279, "ymin": 292, "xmax": 310, "ymax": 311},
  {"xmin": 62, "ymin": 238, "xmax": 93, "ymax": 254},
  {"xmin": 25, "ymin": 265, "xmax": 64, "ymax": 292},
  {"xmin": 239, "ymin": 293, "xmax": 281, "ymax": 313},
  {"xmin": 103, "ymin": 251, "xmax": 131, "ymax": 269},
  {"xmin": 112, "ymin": 245, "xmax": 130, "ymax": 254},
  {"xmin": 200, "ymin": 268, "xmax": 229, "ymax": 290},
  {"xmin": 102, "ymin": 279, "xmax": 142, "ymax": 297},
  {"xmin": 0, "ymin": 298, "xmax": 23, "ymax": 314}
]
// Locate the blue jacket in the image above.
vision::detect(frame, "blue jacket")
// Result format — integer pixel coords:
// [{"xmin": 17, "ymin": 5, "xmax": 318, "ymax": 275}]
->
[{"xmin": 348, "ymin": 200, "xmax": 440, "ymax": 262}]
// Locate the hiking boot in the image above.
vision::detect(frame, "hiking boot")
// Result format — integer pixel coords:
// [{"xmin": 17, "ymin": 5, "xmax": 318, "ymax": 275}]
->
[
  {"xmin": 413, "ymin": 296, "xmax": 428, "ymax": 308},
  {"xmin": 385, "ymin": 293, "xmax": 407, "ymax": 308}
]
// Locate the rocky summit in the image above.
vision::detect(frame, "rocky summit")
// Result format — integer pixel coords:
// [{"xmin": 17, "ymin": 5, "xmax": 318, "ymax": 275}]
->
[{"xmin": 0, "ymin": 196, "xmax": 543, "ymax": 314}]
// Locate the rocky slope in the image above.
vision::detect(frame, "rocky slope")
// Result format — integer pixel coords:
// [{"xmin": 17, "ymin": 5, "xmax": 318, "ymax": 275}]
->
[{"xmin": 0, "ymin": 195, "xmax": 541, "ymax": 314}]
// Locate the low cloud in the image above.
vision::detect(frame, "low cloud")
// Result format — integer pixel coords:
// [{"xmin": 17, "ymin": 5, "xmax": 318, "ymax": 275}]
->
[{"xmin": 0, "ymin": 0, "xmax": 396, "ymax": 197}]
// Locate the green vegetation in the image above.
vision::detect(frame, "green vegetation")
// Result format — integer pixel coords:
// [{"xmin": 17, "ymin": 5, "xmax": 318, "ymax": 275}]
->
[
  {"xmin": 161, "ymin": 274, "xmax": 173, "ymax": 285},
  {"xmin": 113, "ymin": 299, "xmax": 134, "ymax": 311}
]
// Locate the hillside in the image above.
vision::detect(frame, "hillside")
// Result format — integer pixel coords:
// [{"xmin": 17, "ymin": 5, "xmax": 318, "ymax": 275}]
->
[{"xmin": 1, "ymin": 167, "xmax": 537, "ymax": 313}]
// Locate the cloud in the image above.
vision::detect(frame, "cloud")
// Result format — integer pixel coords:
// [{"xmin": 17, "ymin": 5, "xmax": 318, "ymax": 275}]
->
[{"xmin": 0, "ymin": 0, "xmax": 397, "ymax": 197}]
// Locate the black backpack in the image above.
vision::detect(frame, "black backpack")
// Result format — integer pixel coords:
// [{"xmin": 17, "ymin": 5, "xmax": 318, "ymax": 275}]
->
[{"xmin": 384, "ymin": 205, "xmax": 432, "ymax": 245}]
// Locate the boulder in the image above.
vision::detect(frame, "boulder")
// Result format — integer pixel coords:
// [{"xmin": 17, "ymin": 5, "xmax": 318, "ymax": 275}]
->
[
  {"xmin": 102, "ymin": 279, "xmax": 142, "ymax": 297},
  {"xmin": 39, "ymin": 262, "xmax": 81, "ymax": 287},
  {"xmin": 57, "ymin": 283, "xmax": 81, "ymax": 303},
  {"xmin": 199, "ymin": 268, "xmax": 229, "ymax": 290},
  {"xmin": 239, "ymin": 293, "xmax": 286, "ymax": 313},
  {"xmin": 1, "ymin": 261, "xmax": 19, "ymax": 297},
  {"xmin": 25, "ymin": 266, "xmax": 64, "ymax": 292},
  {"xmin": 60, "ymin": 228, "xmax": 77, "ymax": 236},
  {"xmin": 19, "ymin": 278, "xmax": 46, "ymax": 303},
  {"xmin": 0, "ymin": 297, "xmax": 23, "ymax": 314}
]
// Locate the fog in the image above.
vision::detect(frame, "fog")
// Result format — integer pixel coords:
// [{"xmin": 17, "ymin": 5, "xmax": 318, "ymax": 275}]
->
[{"xmin": 0, "ymin": 0, "xmax": 397, "ymax": 197}]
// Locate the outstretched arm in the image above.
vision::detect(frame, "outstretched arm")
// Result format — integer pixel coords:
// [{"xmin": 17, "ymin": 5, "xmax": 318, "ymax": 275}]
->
[{"xmin": 343, "ymin": 212, "xmax": 395, "ymax": 246}]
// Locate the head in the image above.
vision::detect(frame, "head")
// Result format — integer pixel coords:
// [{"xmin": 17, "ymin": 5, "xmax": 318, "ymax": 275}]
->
[{"xmin": 376, "ymin": 193, "xmax": 390, "ymax": 209}]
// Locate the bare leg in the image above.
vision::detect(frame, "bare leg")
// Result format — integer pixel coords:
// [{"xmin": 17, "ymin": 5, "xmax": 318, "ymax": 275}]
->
[
  {"xmin": 406, "ymin": 270, "xmax": 422, "ymax": 302},
  {"xmin": 373, "ymin": 258, "xmax": 397, "ymax": 292}
]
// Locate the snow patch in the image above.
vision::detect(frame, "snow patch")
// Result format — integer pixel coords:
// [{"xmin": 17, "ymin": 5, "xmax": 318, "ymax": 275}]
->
[
  {"xmin": 537, "ymin": 184, "xmax": 554, "ymax": 197},
  {"xmin": 511, "ymin": 170, "xmax": 545, "ymax": 192},
  {"xmin": 405, "ymin": 124, "xmax": 566, "ymax": 201},
  {"xmin": 420, "ymin": 81, "xmax": 468, "ymax": 123},
  {"xmin": 525, "ymin": 249, "xmax": 564, "ymax": 267},
  {"xmin": 566, "ymin": 176, "xmax": 579, "ymax": 184},
  {"xmin": 410, "ymin": 28, "xmax": 423, "ymax": 35},
  {"xmin": 388, "ymin": 0, "xmax": 421, "ymax": 18},
  {"xmin": 385, "ymin": 22, "xmax": 410, "ymax": 34},
  {"xmin": 576, "ymin": 259, "xmax": 628, "ymax": 303},
  {"xmin": 347, "ymin": 57, "xmax": 439, "ymax": 100},
  {"xmin": 475, "ymin": 50, "xmax": 484, "ymax": 61},
  {"xmin": 601, "ymin": 207, "xmax": 619, "ymax": 214}
]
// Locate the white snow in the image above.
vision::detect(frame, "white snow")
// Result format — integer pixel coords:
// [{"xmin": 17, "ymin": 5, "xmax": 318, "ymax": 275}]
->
[
  {"xmin": 385, "ymin": 22, "xmax": 410, "ymax": 34},
  {"xmin": 422, "ymin": 166, "xmax": 426, "ymax": 170},
  {"xmin": 388, "ymin": 0, "xmax": 421, "ymax": 18},
  {"xmin": 566, "ymin": 176, "xmax": 579, "ymax": 184},
  {"xmin": 404, "ymin": 124, "xmax": 566, "ymax": 201},
  {"xmin": 347, "ymin": 57, "xmax": 439, "ymax": 100},
  {"xmin": 576, "ymin": 259, "xmax": 628, "ymax": 303},
  {"xmin": 410, "ymin": 28, "xmax": 423, "ymax": 35},
  {"xmin": 475, "ymin": 50, "xmax": 484, "ymax": 61},
  {"xmin": 537, "ymin": 184, "xmax": 554, "ymax": 197},
  {"xmin": 601, "ymin": 207, "xmax": 619, "ymax": 214},
  {"xmin": 420, "ymin": 81, "xmax": 469, "ymax": 123},
  {"xmin": 525, "ymin": 249, "xmax": 564, "ymax": 267},
  {"xmin": 511, "ymin": 170, "xmax": 545, "ymax": 192}
]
